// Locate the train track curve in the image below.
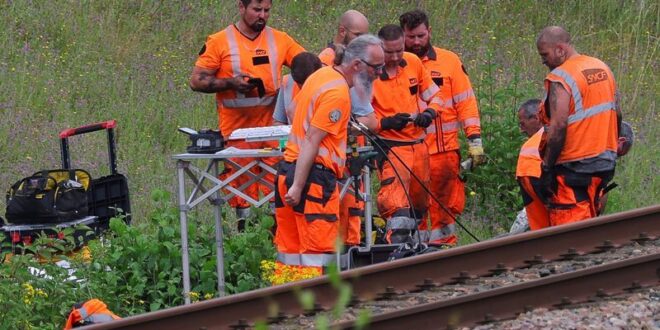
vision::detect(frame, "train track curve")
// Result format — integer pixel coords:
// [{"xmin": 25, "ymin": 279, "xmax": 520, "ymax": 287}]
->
[{"xmin": 85, "ymin": 205, "xmax": 660, "ymax": 330}]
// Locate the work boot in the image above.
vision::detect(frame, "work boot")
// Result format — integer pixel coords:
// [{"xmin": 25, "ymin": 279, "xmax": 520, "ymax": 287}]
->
[{"xmin": 236, "ymin": 207, "xmax": 251, "ymax": 231}]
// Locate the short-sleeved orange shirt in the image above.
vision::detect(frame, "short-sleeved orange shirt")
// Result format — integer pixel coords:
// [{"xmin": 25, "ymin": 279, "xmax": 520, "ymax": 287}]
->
[
  {"xmin": 284, "ymin": 66, "xmax": 351, "ymax": 176},
  {"xmin": 195, "ymin": 25, "xmax": 304, "ymax": 136}
]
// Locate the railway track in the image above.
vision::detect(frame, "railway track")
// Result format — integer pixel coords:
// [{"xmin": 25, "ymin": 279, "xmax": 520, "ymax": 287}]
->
[{"xmin": 85, "ymin": 205, "xmax": 660, "ymax": 330}]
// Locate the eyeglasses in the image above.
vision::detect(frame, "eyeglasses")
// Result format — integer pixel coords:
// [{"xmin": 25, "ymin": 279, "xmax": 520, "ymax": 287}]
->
[
  {"xmin": 342, "ymin": 25, "xmax": 365, "ymax": 37},
  {"xmin": 360, "ymin": 58, "xmax": 385, "ymax": 72}
]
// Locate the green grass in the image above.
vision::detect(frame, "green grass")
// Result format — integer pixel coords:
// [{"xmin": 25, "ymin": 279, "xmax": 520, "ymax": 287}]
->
[{"xmin": 1, "ymin": 0, "xmax": 657, "ymax": 232}]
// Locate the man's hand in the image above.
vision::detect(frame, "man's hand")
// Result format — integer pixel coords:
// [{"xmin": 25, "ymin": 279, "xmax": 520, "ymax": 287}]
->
[
  {"xmin": 380, "ymin": 113, "xmax": 411, "ymax": 131},
  {"xmin": 539, "ymin": 164, "xmax": 557, "ymax": 202},
  {"xmin": 229, "ymin": 75, "xmax": 257, "ymax": 94},
  {"xmin": 467, "ymin": 137, "xmax": 486, "ymax": 166},
  {"xmin": 413, "ymin": 108, "xmax": 436, "ymax": 128},
  {"xmin": 284, "ymin": 184, "xmax": 303, "ymax": 206}
]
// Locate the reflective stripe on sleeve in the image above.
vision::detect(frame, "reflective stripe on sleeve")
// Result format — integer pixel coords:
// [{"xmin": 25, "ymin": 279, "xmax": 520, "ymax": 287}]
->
[
  {"xmin": 452, "ymin": 89, "xmax": 475, "ymax": 104},
  {"xmin": 462, "ymin": 117, "xmax": 481, "ymax": 127}
]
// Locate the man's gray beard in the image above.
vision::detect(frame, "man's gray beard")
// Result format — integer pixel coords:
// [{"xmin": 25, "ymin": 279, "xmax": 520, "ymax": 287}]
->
[{"xmin": 352, "ymin": 71, "xmax": 374, "ymax": 102}]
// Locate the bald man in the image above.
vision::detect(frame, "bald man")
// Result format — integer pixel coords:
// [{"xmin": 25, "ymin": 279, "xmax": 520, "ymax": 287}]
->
[
  {"xmin": 536, "ymin": 26, "xmax": 622, "ymax": 226},
  {"xmin": 319, "ymin": 10, "xmax": 369, "ymax": 66},
  {"xmin": 318, "ymin": 9, "xmax": 374, "ymax": 121}
]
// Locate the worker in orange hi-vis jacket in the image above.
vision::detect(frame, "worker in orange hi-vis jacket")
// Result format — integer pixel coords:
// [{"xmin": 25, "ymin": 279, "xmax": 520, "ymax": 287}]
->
[
  {"xmin": 536, "ymin": 26, "xmax": 621, "ymax": 226},
  {"xmin": 371, "ymin": 25, "xmax": 442, "ymax": 245},
  {"xmin": 399, "ymin": 10, "xmax": 484, "ymax": 246},
  {"xmin": 274, "ymin": 35, "xmax": 384, "ymax": 279},
  {"xmin": 64, "ymin": 299, "xmax": 120, "ymax": 329},
  {"xmin": 516, "ymin": 99, "xmax": 550, "ymax": 230},
  {"xmin": 189, "ymin": 0, "xmax": 304, "ymax": 229}
]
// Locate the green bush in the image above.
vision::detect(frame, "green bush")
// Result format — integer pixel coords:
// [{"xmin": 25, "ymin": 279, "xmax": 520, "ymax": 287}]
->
[{"xmin": 0, "ymin": 189, "xmax": 276, "ymax": 329}]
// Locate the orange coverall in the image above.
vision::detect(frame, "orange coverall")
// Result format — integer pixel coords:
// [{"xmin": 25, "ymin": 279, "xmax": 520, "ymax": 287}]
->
[
  {"xmin": 195, "ymin": 25, "xmax": 304, "ymax": 210},
  {"xmin": 419, "ymin": 46, "xmax": 482, "ymax": 245},
  {"xmin": 274, "ymin": 66, "xmax": 350, "ymax": 274},
  {"xmin": 372, "ymin": 52, "xmax": 442, "ymax": 244}
]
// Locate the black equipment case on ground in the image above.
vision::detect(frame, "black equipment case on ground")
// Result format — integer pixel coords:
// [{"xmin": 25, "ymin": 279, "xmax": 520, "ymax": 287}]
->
[
  {"xmin": 1, "ymin": 121, "xmax": 130, "ymax": 251},
  {"xmin": 345, "ymin": 244, "xmax": 401, "ymax": 269},
  {"xmin": 59, "ymin": 120, "xmax": 131, "ymax": 228}
]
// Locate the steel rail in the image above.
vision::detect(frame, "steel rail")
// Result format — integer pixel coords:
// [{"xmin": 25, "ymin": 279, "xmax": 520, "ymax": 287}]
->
[
  {"xmin": 84, "ymin": 205, "xmax": 660, "ymax": 330},
  {"xmin": 335, "ymin": 253, "xmax": 660, "ymax": 329}
]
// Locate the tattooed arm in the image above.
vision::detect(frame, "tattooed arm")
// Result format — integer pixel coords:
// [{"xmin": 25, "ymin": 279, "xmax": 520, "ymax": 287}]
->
[
  {"xmin": 189, "ymin": 66, "xmax": 255, "ymax": 94},
  {"xmin": 543, "ymin": 81, "xmax": 570, "ymax": 167}
]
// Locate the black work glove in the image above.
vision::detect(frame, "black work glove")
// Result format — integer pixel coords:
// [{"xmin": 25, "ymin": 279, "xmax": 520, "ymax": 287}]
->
[
  {"xmin": 539, "ymin": 164, "xmax": 557, "ymax": 203},
  {"xmin": 413, "ymin": 108, "xmax": 436, "ymax": 128},
  {"xmin": 380, "ymin": 113, "xmax": 411, "ymax": 131}
]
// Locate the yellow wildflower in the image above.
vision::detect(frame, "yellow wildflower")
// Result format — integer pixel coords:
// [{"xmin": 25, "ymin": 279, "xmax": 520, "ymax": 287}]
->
[{"xmin": 189, "ymin": 291, "xmax": 200, "ymax": 302}]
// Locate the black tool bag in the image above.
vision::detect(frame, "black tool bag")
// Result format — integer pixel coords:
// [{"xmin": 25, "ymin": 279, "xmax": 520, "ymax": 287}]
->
[{"xmin": 5, "ymin": 169, "xmax": 91, "ymax": 224}]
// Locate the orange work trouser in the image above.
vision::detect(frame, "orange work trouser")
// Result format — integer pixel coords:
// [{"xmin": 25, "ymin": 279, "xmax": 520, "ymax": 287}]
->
[
  {"xmin": 547, "ymin": 169, "xmax": 613, "ymax": 227},
  {"xmin": 273, "ymin": 162, "xmax": 340, "ymax": 275},
  {"xmin": 419, "ymin": 151, "xmax": 464, "ymax": 245},
  {"xmin": 338, "ymin": 176, "xmax": 362, "ymax": 246},
  {"xmin": 222, "ymin": 140, "xmax": 278, "ymax": 209},
  {"xmin": 518, "ymin": 176, "xmax": 550, "ymax": 230},
  {"xmin": 377, "ymin": 143, "xmax": 429, "ymax": 243}
]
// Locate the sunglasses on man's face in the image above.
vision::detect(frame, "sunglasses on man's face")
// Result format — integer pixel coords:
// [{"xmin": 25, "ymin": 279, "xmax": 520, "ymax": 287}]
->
[{"xmin": 360, "ymin": 58, "xmax": 385, "ymax": 72}]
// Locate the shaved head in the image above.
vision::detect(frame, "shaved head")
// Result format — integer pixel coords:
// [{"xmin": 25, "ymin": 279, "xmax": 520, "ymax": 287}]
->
[
  {"xmin": 537, "ymin": 26, "xmax": 571, "ymax": 46},
  {"xmin": 536, "ymin": 26, "xmax": 577, "ymax": 70},
  {"xmin": 340, "ymin": 10, "xmax": 368, "ymax": 30},
  {"xmin": 336, "ymin": 10, "xmax": 369, "ymax": 45}
]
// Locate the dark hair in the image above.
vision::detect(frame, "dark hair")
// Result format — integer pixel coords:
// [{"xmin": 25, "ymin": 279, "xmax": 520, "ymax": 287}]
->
[
  {"xmin": 518, "ymin": 99, "xmax": 541, "ymax": 118},
  {"xmin": 399, "ymin": 10, "xmax": 429, "ymax": 30},
  {"xmin": 378, "ymin": 24, "xmax": 403, "ymax": 41},
  {"xmin": 291, "ymin": 52, "xmax": 322, "ymax": 85},
  {"xmin": 240, "ymin": 0, "xmax": 267, "ymax": 7}
]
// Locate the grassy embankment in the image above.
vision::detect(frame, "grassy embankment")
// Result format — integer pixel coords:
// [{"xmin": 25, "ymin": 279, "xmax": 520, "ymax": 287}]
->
[{"xmin": 1, "ymin": 0, "xmax": 657, "ymax": 239}]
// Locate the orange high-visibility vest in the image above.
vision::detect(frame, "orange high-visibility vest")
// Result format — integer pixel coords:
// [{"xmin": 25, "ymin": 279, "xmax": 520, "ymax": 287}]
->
[
  {"xmin": 420, "ymin": 47, "xmax": 481, "ymax": 153},
  {"xmin": 63, "ymin": 299, "xmax": 120, "ymax": 329},
  {"xmin": 516, "ymin": 128, "xmax": 544, "ymax": 178},
  {"xmin": 372, "ymin": 52, "xmax": 442, "ymax": 142},
  {"xmin": 284, "ymin": 66, "xmax": 351, "ymax": 176},
  {"xmin": 540, "ymin": 55, "xmax": 618, "ymax": 165},
  {"xmin": 195, "ymin": 25, "xmax": 304, "ymax": 136}
]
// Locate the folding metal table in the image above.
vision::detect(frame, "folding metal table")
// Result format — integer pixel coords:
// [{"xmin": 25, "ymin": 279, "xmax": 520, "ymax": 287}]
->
[{"xmin": 173, "ymin": 146, "xmax": 374, "ymax": 304}]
